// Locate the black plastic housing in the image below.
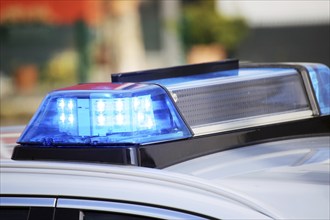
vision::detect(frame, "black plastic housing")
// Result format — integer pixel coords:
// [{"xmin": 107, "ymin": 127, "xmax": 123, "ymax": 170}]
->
[{"xmin": 111, "ymin": 59, "xmax": 238, "ymax": 82}]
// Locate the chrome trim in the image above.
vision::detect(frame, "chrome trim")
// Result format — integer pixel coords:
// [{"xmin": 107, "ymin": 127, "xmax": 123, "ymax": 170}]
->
[
  {"xmin": 57, "ymin": 198, "xmax": 206, "ymax": 220},
  {"xmin": 129, "ymin": 148, "xmax": 138, "ymax": 166},
  {"xmin": 193, "ymin": 110, "xmax": 313, "ymax": 136},
  {"xmin": 297, "ymin": 65, "xmax": 320, "ymax": 116},
  {"xmin": 0, "ymin": 197, "xmax": 56, "ymax": 207}
]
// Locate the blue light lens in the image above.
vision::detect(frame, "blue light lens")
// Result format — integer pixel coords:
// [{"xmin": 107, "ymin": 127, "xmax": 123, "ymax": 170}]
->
[
  {"xmin": 18, "ymin": 84, "xmax": 192, "ymax": 145},
  {"xmin": 303, "ymin": 64, "xmax": 330, "ymax": 115}
]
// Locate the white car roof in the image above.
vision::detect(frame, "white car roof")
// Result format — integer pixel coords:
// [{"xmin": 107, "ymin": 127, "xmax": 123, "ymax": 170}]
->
[
  {"xmin": 1, "ymin": 159, "xmax": 271, "ymax": 219},
  {"xmin": 167, "ymin": 136, "xmax": 330, "ymax": 220}
]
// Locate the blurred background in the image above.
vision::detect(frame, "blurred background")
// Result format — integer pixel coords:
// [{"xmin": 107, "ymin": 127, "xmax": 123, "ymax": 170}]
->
[{"xmin": 0, "ymin": 0, "xmax": 329, "ymax": 126}]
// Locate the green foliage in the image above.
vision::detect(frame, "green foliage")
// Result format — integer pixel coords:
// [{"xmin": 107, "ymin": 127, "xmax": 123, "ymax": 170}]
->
[{"xmin": 180, "ymin": 1, "xmax": 248, "ymax": 53}]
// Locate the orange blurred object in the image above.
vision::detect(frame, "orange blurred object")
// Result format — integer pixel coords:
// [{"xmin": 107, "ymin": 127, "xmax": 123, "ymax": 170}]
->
[
  {"xmin": 14, "ymin": 64, "xmax": 38, "ymax": 94},
  {"xmin": 0, "ymin": 0, "xmax": 103, "ymax": 26},
  {"xmin": 187, "ymin": 44, "xmax": 227, "ymax": 64}
]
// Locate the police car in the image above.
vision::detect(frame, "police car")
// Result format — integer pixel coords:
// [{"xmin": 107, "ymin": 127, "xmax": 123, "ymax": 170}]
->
[{"xmin": 1, "ymin": 60, "xmax": 329, "ymax": 220}]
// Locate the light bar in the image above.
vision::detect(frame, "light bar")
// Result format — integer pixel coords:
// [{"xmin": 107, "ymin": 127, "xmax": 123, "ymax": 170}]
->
[
  {"xmin": 12, "ymin": 61, "xmax": 330, "ymax": 167},
  {"xmin": 17, "ymin": 83, "xmax": 192, "ymax": 146}
]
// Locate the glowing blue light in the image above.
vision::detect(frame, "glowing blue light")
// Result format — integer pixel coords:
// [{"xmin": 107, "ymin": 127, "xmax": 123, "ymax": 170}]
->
[
  {"xmin": 17, "ymin": 83, "xmax": 192, "ymax": 145},
  {"xmin": 115, "ymin": 99, "xmax": 124, "ymax": 112},
  {"xmin": 58, "ymin": 98, "xmax": 65, "ymax": 110},
  {"xmin": 56, "ymin": 98, "xmax": 77, "ymax": 133},
  {"xmin": 68, "ymin": 99, "xmax": 74, "ymax": 110},
  {"xmin": 96, "ymin": 100, "xmax": 105, "ymax": 112}
]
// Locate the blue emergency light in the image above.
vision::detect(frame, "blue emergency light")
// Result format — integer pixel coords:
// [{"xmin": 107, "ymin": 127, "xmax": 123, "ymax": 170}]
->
[{"xmin": 17, "ymin": 83, "xmax": 192, "ymax": 146}]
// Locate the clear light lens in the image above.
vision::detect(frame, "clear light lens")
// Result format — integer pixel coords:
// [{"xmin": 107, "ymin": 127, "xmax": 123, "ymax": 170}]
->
[
  {"xmin": 161, "ymin": 68, "xmax": 311, "ymax": 128},
  {"xmin": 18, "ymin": 84, "xmax": 192, "ymax": 146}
]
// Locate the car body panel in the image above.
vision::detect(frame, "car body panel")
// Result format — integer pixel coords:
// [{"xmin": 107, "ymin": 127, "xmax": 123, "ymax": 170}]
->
[{"xmin": 0, "ymin": 159, "xmax": 271, "ymax": 219}]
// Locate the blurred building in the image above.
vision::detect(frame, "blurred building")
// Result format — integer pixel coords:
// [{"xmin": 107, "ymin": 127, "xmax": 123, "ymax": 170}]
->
[
  {"xmin": 0, "ymin": 0, "xmax": 183, "ymax": 125},
  {"xmin": 1, "ymin": 0, "xmax": 329, "ymax": 84},
  {"xmin": 217, "ymin": 1, "xmax": 330, "ymax": 65},
  {"xmin": 0, "ymin": 1, "xmax": 182, "ymax": 84},
  {"xmin": 0, "ymin": 0, "xmax": 329, "ymax": 126}
]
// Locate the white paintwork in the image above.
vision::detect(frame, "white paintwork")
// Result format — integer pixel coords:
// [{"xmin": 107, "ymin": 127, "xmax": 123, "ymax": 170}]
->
[{"xmin": 0, "ymin": 160, "xmax": 271, "ymax": 219}]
